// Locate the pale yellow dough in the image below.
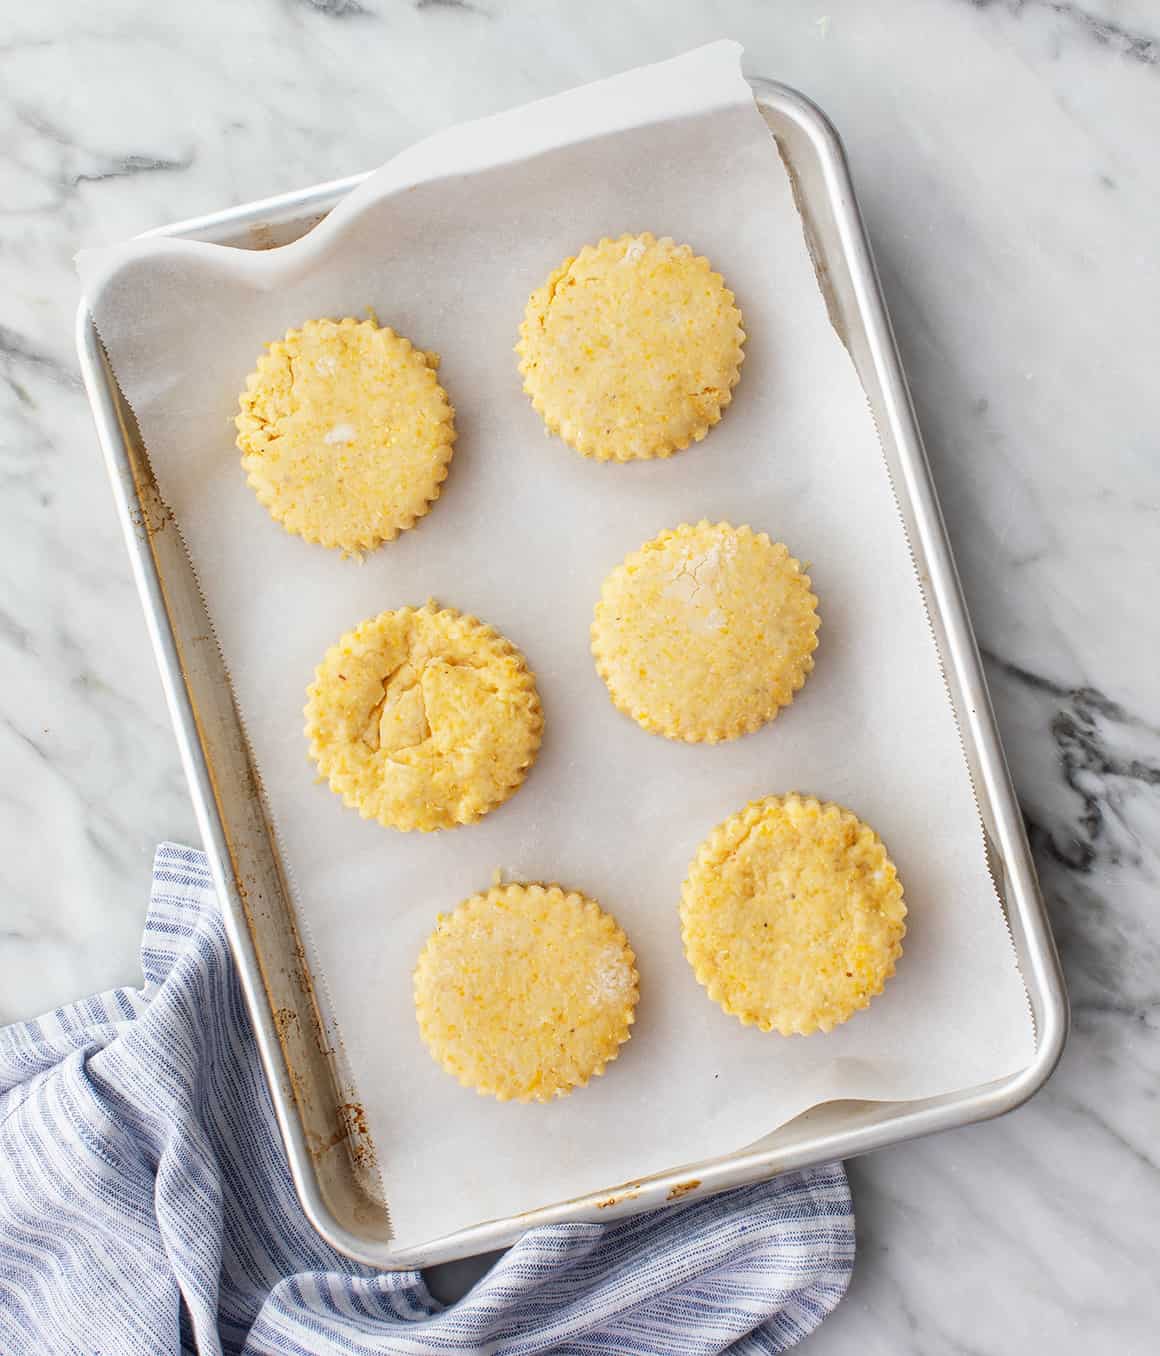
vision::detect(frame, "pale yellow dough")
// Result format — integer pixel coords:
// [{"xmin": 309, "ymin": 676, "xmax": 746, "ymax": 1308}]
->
[
  {"xmin": 681, "ymin": 795, "xmax": 907, "ymax": 1036},
  {"xmin": 414, "ymin": 883, "xmax": 638, "ymax": 1102},
  {"xmin": 236, "ymin": 316, "xmax": 455, "ymax": 553},
  {"xmin": 591, "ymin": 521, "xmax": 820, "ymax": 743},
  {"xmin": 516, "ymin": 233, "xmax": 745, "ymax": 461},
  {"xmin": 304, "ymin": 605, "xmax": 542, "ymax": 832}
]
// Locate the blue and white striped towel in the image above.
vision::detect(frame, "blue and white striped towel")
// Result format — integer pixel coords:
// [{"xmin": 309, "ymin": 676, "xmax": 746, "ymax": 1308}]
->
[{"xmin": 0, "ymin": 843, "xmax": 853, "ymax": 1355}]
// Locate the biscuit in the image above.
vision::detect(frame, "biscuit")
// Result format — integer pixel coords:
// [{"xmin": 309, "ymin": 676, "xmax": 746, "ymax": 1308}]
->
[
  {"xmin": 305, "ymin": 604, "xmax": 541, "ymax": 831},
  {"xmin": 680, "ymin": 795, "xmax": 906, "ymax": 1035},
  {"xmin": 236, "ymin": 316, "xmax": 455, "ymax": 553},
  {"xmin": 516, "ymin": 234, "xmax": 745, "ymax": 461},
  {"xmin": 414, "ymin": 883, "xmax": 638, "ymax": 1102},
  {"xmin": 591, "ymin": 522, "xmax": 819, "ymax": 742}
]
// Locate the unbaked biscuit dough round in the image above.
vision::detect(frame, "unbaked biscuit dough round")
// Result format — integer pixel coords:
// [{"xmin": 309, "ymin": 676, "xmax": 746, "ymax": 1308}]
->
[
  {"xmin": 305, "ymin": 604, "xmax": 542, "ymax": 831},
  {"xmin": 591, "ymin": 521, "xmax": 820, "ymax": 743},
  {"xmin": 236, "ymin": 316, "xmax": 455, "ymax": 553},
  {"xmin": 414, "ymin": 883, "xmax": 639, "ymax": 1102},
  {"xmin": 516, "ymin": 234, "xmax": 745, "ymax": 461},
  {"xmin": 681, "ymin": 795, "xmax": 907, "ymax": 1035}
]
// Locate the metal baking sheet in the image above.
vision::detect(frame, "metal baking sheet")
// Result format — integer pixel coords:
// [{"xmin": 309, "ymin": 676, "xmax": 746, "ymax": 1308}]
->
[{"xmin": 77, "ymin": 81, "xmax": 1067, "ymax": 1269}]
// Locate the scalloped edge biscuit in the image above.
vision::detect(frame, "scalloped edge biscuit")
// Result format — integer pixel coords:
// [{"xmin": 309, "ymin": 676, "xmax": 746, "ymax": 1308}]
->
[
  {"xmin": 680, "ymin": 795, "xmax": 907, "ymax": 1035},
  {"xmin": 591, "ymin": 521, "xmax": 820, "ymax": 743},
  {"xmin": 236, "ymin": 316, "xmax": 456, "ymax": 554},
  {"xmin": 414, "ymin": 883, "xmax": 639, "ymax": 1102},
  {"xmin": 304, "ymin": 604, "xmax": 542, "ymax": 832},
  {"xmin": 516, "ymin": 233, "xmax": 745, "ymax": 461}
]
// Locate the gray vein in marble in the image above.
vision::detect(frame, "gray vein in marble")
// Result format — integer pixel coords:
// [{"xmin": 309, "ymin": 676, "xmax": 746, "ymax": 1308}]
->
[
  {"xmin": 71, "ymin": 153, "xmax": 195, "ymax": 187},
  {"xmin": 0, "ymin": 609, "xmax": 32, "ymax": 653},
  {"xmin": 414, "ymin": 0, "xmax": 486, "ymax": 12},
  {"xmin": 1053, "ymin": 1087, "xmax": 1157, "ymax": 1173},
  {"xmin": 966, "ymin": 0, "xmax": 1159, "ymax": 64},
  {"xmin": 984, "ymin": 650, "xmax": 1160, "ymax": 865},
  {"xmin": 0, "ymin": 324, "xmax": 78, "ymax": 389},
  {"xmin": 295, "ymin": 0, "xmax": 372, "ymax": 18},
  {"xmin": 6, "ymin": 104, "xmax": 193, "ymax": 205}
]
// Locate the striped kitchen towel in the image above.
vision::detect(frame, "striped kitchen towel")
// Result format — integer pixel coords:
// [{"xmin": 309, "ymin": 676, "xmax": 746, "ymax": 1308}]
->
[{"xmin": 0, "ymin": 843, "xmax": 853, "ymax": 1355}]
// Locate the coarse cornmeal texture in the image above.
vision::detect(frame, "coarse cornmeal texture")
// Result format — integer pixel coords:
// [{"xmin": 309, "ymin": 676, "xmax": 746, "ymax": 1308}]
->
[
  {"xmin": 304, "ymin": 605, "xmax": 542, "ymax": 832},
  {"xmin": 235, "ymin": 316, "xmax": 455, "ymax": 554},
  {"xmin": 680, "ymin": 795, "xmax": 907, "ymax": 1035},
  {"xmin": 414, "ymin": 884, "xmax": 639, "ymax": 1102},
  {"xmin": 516, "ymin": 233, "xmax": 745, "ymax": 461},
  {"xmin": 591, "ymin": 521, "xmax": 820, "ymax": 743}
]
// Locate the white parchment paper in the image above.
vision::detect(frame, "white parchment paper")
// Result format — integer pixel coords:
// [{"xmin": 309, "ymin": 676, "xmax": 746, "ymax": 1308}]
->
[{"xmin": 78, "ymin": 43, "xmax": 1035, "ymax": 1247}]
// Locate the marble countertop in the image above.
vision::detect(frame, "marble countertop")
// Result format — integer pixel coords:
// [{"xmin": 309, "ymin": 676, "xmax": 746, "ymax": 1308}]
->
[{"xmin": 2, "ymin": 1, "xmax": 1156, "ymax": 1350}]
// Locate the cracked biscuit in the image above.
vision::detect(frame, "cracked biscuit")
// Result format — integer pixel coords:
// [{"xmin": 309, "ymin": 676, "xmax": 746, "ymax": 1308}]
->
[{"xmin": 305, "ymin": 604, "xmax": 542, "ymax": 831}]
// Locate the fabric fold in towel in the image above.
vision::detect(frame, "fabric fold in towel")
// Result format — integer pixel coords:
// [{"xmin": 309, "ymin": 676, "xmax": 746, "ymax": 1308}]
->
[{"xmin": 0, "ymin": 843, "xmax": 853, "ymax": 1355}]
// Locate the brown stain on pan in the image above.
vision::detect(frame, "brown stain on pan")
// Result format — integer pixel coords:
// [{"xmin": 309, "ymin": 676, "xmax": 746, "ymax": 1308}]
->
[
  {"xmin": 667, "ymin": 1179, "xmax": 702, "ymax": 1201},
  {"xmin": 339, "ymin": 1102, "xmax": 368, "ymax": 1139},
  {"xmin": 304, "ymin": 1103, "xmax": 370, "ymax": 1160},
  {"xmin": 595, "ymin": 1188, "xmax": 642, "ymax": 1210}
]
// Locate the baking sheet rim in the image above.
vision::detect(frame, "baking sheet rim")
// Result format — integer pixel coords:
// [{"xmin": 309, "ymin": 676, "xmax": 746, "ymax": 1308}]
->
[{"xmin": 75, "ymin": 78, "xmax": 1068, "ymax": 1269}]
